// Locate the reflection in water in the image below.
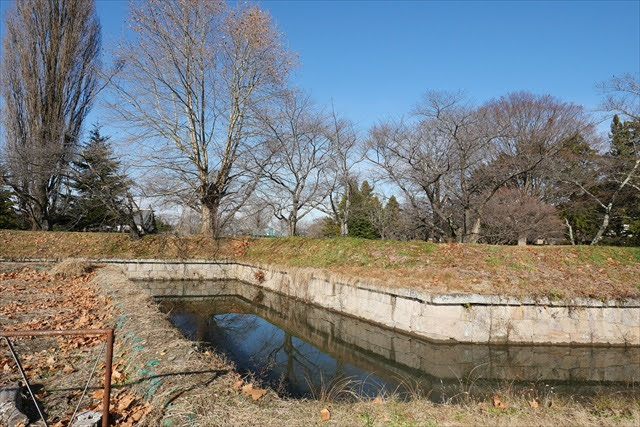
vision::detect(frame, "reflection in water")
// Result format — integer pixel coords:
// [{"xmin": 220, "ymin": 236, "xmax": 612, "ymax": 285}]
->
[
  {"xmin": 171, "ymin": 302, "xmax": 389, "ymax": 398},
  {"xmin": 154, "ymin": 281, "xmax": 640, "ymax": 401}
]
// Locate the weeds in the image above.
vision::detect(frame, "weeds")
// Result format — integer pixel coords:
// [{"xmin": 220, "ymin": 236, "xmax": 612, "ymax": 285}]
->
[
  {"xmin": 307, "ymin": 374, "xmax": 360, "ymax": 403},
  {"xmin": 359, "ymin": 410, "xmax": 376, "ymax": 427}
]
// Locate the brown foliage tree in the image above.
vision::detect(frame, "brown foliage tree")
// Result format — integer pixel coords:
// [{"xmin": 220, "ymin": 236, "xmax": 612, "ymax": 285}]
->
[{"xmin": 482, "ymin": 188, "xmax": 564, "ymax": 245}]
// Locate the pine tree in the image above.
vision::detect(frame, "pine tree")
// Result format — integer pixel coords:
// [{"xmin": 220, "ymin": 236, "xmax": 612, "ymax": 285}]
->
[
  {"xmin": 381, "ymin": 195, "xmax": 402, "ymax": 239},
  {"xmin": 69, "ymin": 127, "xmax": 132, "ymax": 232},
  {"xmin": 607, "ymin": 115, "xmax": 640, "ymax": 244},
  {"xmin": 610, "ymin": 115, "xmax": 639, "ymax": 158}
]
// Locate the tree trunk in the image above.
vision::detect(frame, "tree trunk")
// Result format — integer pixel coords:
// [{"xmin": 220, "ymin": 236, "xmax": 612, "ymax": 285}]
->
[
  {"xmin": 465, "ymin": 216, "xmax": 482, "ymax": 243},
  {"xmin": 341, "ymin": 186, "xmax": 351, "ymax": 237},
  {"xmin": 591, "ymin": 209, "xmax": 611, "ymax": 245},
  {"xmin": 288, "ymin": 217, "xmax": 297, "ymax": 236},
  {"xmin": 340, "ymin": 220, "xmax": 348, "ymax": 237},
  {"xmin": 288, "ymin": 201, "xmax": 299, "ymax": 236},
  {"xmin": 201, "ymin": 201, "xmax": 218, "ymax": 237},
  {"xmin": 564, "ymin": 217, "xmax": 575, "ymax": 245},
  {"xmin": 128, "ymin": 221, "xmax": 142, "ymax": 240}
]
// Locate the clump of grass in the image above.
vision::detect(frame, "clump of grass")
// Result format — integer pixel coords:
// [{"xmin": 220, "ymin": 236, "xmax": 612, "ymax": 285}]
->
[
  {"xmin": 49, "ymin": 258, "xmax": 95, "ymax": 277},
  {"xmin": 486, "ymin": 256, "xmax": 501, "ymax": 266},
  {"xmin": 306, "ymin": 374, "xmax": 359, "ymax": 403}
]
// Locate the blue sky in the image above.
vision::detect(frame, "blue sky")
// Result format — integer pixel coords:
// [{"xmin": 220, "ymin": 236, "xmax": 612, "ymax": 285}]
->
[
  {"xmin": 1, "ymin": 0, "xmax": 639, "ymax": 131},
  {"xmin": 262, "ymin": 0, "xmax": 640, "ymax": 128}
]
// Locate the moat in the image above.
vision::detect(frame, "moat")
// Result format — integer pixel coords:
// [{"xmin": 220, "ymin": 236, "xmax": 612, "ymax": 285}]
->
[{"xmin": 153, "ymin": 280, "xmax": 640, "ymax": 401}]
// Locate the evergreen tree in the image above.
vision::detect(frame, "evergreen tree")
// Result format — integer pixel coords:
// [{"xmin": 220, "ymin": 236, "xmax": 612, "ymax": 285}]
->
[
  {"xmin": 606, "ymin": 115, "xmax": 640, "ymax": 245},
  {"xmin": 0, "ymin": 189, "xmax": 21, "ymax": 229},
  {"xmin": 381, "ymin": 195, "xmax": 402, "ymax": 239},
  {"xmin": 68, "ymin": 126, "xmax": 141, "ymax": 237},
  {"xmin": 319, "ymin": 217, "xmax": 340, "ymax": 237},
  {"xmin": 610, "ymin": 115, "xmax": 639, "ymax": 158},
  {"xmin": 347, "ymin": 181, "xmax": 381, "ymax": 239}
]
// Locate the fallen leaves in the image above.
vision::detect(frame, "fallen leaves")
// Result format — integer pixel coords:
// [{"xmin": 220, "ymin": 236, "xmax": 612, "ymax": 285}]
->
[
  {"xmin": 0, "ymin": 266, "xmax": 152, "ymax": 425},
  {"xmin": 492, "ymin": 395, "xmax": 507, "ymax": 409},
  {"xmin": 241, "ymin": 383, "xmax": 267, "ymax": 401},
  {"xmin": 320, "ymin": 407, "xmax": 331, "ymax": 421},
  {"xmin": 117, "ymin": 393, "xmax": 136, "ymax": 412}
]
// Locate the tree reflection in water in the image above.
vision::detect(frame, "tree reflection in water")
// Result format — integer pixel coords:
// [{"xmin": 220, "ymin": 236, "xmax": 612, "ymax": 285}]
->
[
  {"xmin": 206, "ymin": 312, "xmax": 384, "ymax": 398},
  {"xmin": 170, "ymin": 303, "xmax": 388, "ymax": 398}
]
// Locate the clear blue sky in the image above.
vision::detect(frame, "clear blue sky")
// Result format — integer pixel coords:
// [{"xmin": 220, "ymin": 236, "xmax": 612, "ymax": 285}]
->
[{"xmin": 1, "ymin": 0, "xmax": 639, "ymax": 130}]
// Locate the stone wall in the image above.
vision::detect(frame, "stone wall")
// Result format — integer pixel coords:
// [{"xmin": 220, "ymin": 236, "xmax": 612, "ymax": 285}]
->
[{"xmin": 115, "ymin": 259, "xmax": 639, "ymax": 347}]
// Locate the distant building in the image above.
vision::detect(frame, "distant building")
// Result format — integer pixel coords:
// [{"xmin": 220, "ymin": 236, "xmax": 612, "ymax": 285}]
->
[
  {"xmin": 252, "ymin": 227, "xmax": 275, "ymax": 237},
  {"xmin": 116, "ymin": 208, "xmax": 156, "ymax": 234}
]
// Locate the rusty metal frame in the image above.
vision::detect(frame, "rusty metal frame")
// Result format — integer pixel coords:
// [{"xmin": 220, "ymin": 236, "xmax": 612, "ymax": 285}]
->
[{"xmin": 1, "ymin": 329, "xmax": 114, "ymax": 427}]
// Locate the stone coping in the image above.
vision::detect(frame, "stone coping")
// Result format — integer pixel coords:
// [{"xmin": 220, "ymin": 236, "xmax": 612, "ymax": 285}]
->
[{"xmin": 2, "ymin": 257, "xmax": 639, "ymax": 309}]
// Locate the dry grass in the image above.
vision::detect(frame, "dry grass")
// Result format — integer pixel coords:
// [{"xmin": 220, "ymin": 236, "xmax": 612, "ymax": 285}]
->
[
  {"xmin": 49, "ymin": 258, "xmax": 95, "ymax": 278},
  {"xmin": 1, "ymin": 231, "xmax": 639, "ymax": 300}
]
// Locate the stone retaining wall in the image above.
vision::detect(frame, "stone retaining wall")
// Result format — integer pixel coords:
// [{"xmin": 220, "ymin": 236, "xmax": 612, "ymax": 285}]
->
[{"xmin": 114, "ymin": 259, "xmax": 640, "ymax": 347}]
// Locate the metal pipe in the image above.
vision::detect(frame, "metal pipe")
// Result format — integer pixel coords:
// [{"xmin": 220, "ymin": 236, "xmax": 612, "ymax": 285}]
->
[
  {"xmin": 102, "ymin": 329, "xmax": 114, "ymax": 427},
  {"xmin": 1, "ymin": 329, "xmax": 115, "ymax": 426},
  {"xmin": 3, "ymin": 337, "xmax": 49, "ymax": 426},
  {"xmin": 1, "ymin": 329, "xmax": 113, "ymax": 337}
]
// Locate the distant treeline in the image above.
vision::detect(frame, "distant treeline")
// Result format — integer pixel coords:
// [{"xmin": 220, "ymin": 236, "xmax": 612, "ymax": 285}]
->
[{"xmin": 0, "ymin": 0, "xmax": 638, "ymax": 246}]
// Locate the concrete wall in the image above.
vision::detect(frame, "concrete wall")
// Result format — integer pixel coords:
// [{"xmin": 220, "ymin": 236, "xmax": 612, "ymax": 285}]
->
[{"xmin": 115, "ymin": 259, "xmax": 640, "ymax": 347}]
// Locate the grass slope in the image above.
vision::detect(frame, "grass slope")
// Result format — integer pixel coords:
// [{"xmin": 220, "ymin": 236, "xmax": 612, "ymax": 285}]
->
[{"xmin": 1, "ymin": 230, "xmax": 639, "ymax": 300}]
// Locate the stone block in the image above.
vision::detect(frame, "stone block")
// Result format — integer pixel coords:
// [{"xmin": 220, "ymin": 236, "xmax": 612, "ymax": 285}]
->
[
  {"xmin": 619, "ymin": 309, "xmax": 640, "ymax": 327},
  {"xmin": 392, "ymin": 297, "xmax": 421, "ymax": 329}
]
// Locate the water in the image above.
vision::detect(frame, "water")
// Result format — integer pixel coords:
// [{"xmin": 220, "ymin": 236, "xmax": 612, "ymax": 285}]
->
[{"xmin": 154, "ymin": 280, "xmax": 640, "ymax": 401}]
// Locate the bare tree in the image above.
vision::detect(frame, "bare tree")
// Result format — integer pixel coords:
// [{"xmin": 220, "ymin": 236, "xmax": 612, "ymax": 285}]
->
[
  {"xmin": 413, "ymin": 91, "xmax": 494, "ymax": 243},
  {"xmin": 322, "ymin": 104, "xmax": 363, "ymax": 236},
  {"xmin": 369, "ymin": 91, "xmax": 591, "ymax": 244},
  {"xmin": 108, "ymin": 0, "xmax": 294, "ymax": 237},
  {"xmin": 597, "ymin": 72, "xmax": 640, "ymax": 121},
  {"xmin": 0, "ymin": 0, "xmax": 101, "ymax": 230},
  {"xmin": 368, "ymin": 118, "xmax": 453, "ymax": 241},
  {"xmin": 256, "ymin": 92, "xmax": 332, "ymax": 236}
]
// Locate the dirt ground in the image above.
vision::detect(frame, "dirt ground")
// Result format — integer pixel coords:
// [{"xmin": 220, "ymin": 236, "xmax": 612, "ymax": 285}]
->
[
  {"xmin": 1, "ymin": 261, "xmax": 639, "ymax": 426},
  {"xmin": 0, "ymin": 262, "xmax": 151, "ymax": 426}
]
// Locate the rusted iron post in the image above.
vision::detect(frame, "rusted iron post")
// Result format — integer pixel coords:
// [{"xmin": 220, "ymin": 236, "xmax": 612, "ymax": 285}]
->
[
  {"xmin": 0, "ymin": 329, "xmax": 115, "ymax": 426},
  {"xmin": 102, "ymin": 328, "xmax": 114, "ymax": 427}
]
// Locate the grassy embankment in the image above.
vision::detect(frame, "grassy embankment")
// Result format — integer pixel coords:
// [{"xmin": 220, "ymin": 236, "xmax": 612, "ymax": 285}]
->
[{"xmin": 1, "ymin": 230, "xmax": 639, "ymax": 300}]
